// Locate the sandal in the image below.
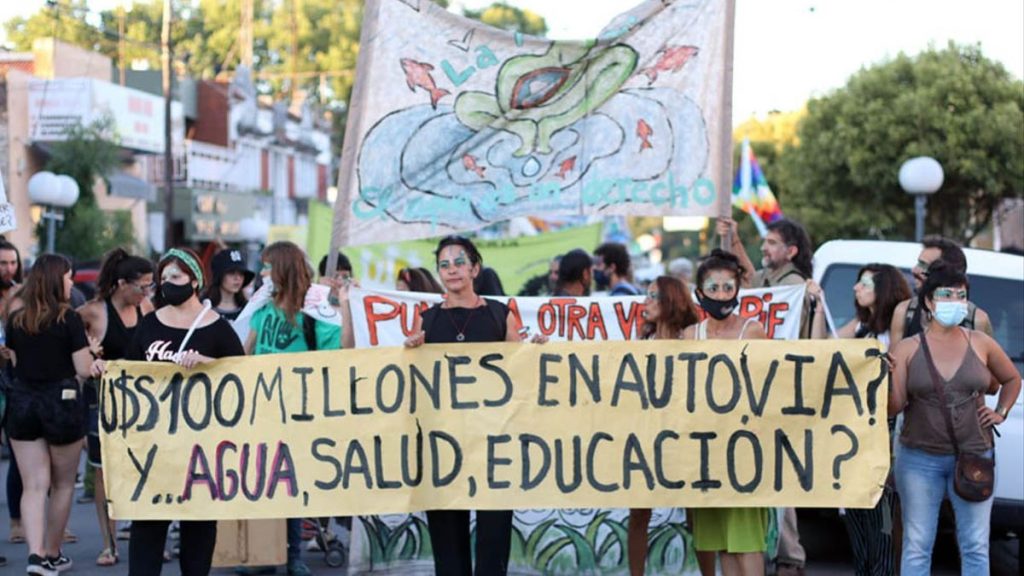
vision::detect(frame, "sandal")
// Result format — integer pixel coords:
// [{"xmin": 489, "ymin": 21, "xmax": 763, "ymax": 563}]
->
[
  {"xmin": 63, "ymin": 528, "xmax": 79, "ymax": 543},
  {"xmin": 96, "ymin": 547, "xmax": 119, "ymax": 566}
]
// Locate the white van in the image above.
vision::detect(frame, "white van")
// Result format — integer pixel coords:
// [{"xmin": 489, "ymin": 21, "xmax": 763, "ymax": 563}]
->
[{"xmin": 814, "ymin": 239, "xmax": 1024, "ymax": 542}]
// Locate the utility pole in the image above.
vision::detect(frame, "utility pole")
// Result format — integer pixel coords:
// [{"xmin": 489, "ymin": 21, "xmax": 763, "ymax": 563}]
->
[
  {"xmin": 289, "ymin": 0, "xmax": 298, "ymax": 102},
  {"xmin": 118, "ymin": 4, "xmax": 126, "ymax": 85},
  {"xmin": 240, "ymin": 0, "xmax": 253, "ymax": 69},
  {"xmin": 162, "ymin": 0, "xmax": 174, "ymax": 251}
]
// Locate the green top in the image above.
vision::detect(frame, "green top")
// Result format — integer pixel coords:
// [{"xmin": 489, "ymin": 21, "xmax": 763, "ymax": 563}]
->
[{"xmin": 249, "ymin": 304, "xmax": 341, "ymax": 355}]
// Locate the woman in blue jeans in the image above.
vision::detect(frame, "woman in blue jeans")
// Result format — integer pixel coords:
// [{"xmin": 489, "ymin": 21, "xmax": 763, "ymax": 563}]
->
[{"xmin": 888, "ymin": 260, "xmax": 1020, "ymax": 575}]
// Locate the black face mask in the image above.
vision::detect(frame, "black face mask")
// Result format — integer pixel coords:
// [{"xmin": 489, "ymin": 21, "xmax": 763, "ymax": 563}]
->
[
  {"xmin": 698, "ymin": 292, "xmax": 739, "ymax": 321},
  {"xmin": 593, "ymin": 269, "xmax": 611, "ymax": 291},
  {"xmin": 161, "ymin": 282, "xmax": 194, "ymax": 306}
]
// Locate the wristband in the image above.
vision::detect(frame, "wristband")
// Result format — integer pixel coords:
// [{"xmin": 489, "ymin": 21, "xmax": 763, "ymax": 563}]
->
[{"xmin": 996, "ymin": 405, "xmax": 1010, "ymax": 419}]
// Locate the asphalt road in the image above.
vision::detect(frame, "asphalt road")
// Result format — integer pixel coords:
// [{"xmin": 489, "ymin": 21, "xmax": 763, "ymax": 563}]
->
[{"xmin": 0, "ymin": 457, "xmax": 1018, "ymax": 574}]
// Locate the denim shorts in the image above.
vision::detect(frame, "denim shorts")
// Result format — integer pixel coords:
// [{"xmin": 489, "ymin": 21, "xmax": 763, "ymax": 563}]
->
[{"xmin": 5, "ymin": 379, "xmax": 86, "ymax": 445}]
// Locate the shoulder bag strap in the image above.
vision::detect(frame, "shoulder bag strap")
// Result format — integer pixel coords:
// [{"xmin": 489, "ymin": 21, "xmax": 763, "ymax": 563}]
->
[
  {"xmin": 177, "ymin": 301, "xmax": 213, "ymax": 356},
  {"xmin": 918, "ymin": 333, "xmax": 961, "ymax": 456}
]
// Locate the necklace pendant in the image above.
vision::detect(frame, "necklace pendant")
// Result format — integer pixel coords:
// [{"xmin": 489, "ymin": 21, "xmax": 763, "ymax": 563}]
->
[{"xmin": 456, "ymin": 333, "xmax": 465, "ymax": 342}]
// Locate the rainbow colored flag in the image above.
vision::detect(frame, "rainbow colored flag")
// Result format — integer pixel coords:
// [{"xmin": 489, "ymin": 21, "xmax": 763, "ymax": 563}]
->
[{"xmin": 732, "ymin": 138, "xmax": 783, "ymax": 237}]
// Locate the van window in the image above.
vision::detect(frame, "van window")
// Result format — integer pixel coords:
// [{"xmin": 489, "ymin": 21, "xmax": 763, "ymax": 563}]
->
[{"xmin": 820, "ymin": 264, "xmax": 1024, "ymax": 372}]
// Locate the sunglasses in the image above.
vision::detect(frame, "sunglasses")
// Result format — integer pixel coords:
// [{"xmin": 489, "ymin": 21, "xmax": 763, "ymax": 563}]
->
[
  {"xmin": 933, "ymin": 287, "xmax": 967, "ymax": 300},
  {"xmin": 856, "ymin": 276, "xmax": 875, "ymax": 289},
  {"xmin": 702, "ymin": 281, "xmax": 736, "ymax": 294}
]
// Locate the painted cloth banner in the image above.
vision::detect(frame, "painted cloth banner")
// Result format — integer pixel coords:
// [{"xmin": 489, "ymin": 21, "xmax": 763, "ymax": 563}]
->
[
  {"xmin": 336, "ymin": 0, "xmax": 730, "ymax": 245},
  {"xmin": 100, "ymin": 340, "xmax": 888, "ymax": 521},
  {"xmin": 350, "ymin": 284, "xmax": 807, "ymax": 347}
]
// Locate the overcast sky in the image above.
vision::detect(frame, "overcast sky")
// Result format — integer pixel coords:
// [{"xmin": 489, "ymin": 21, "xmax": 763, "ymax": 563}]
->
[{"xmin": 4, "ymin": 0, "xmax": 1022, "ymax": 123}]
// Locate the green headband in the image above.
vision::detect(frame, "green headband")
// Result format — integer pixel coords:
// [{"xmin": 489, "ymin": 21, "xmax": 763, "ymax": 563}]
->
[{"xmin": 161, "ymin": 248, "xmax": 205, "ymax": 289}]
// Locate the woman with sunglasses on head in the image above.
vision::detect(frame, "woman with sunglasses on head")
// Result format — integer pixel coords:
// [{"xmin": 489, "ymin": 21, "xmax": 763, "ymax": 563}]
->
[
  {"xmin": 628, "ymin": 276, "xmax": 700, "ymax": 576},
  {"xmin": 404, "ymin": 235, "xmax": 545, "ymax": 576},
  {"xmin": 807, "ymin": 264, "xmax": 910, "ymax": 576},
  {"xmin": 888, "ymin": 259, "xmax": 1020, "ymax": 575},
  {"xmin": 682, "ymin": 249, "xmax": 768, "ymax": 576},
  {"xmin": 92, "ymin": 247, "xmax": 244, "ymax": 575},
  {"xmin": 77, "ymin": 248, "xmax": 155, "ymax": 567},
  {"xmin": 1, "ymin": 254, "xmax": 93, "ymax": 575}
]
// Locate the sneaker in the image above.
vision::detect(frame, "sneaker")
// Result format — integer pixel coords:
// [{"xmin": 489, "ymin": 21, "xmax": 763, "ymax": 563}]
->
[
  {"xmin": 288, "ymin": 560, "xmax": 313, "ymax": 576},
  {"xmin": 1, "ymin": 554, "xmax": 7, "ymax": 567},
  {"xmin": 47, "ymin": 552, "xmax": 73, "ymax": 573},
  {"xmin": 26, "ymin": 554, "xmax": 57, "ymax": 576},
  {"xmin": 115, "ymin": 524, "xmax": 131, "ymax": 541}
]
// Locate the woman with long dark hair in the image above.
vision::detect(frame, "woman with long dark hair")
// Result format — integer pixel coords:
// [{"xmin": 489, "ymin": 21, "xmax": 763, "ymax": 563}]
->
[
  {"xmin": 201, "ymin": 249, "xmax": 254, "ymax": 321},
  {"xmin": 395, "ymin": 267, "xmax": 444, "ymax": 294},
  {"xmin": 78, "ymin": 247, "xmax": 154, "ymax": 566},
  {"xmin": 808, "ymin": 264, "xmax": 910, "ymax": 575},
  {"xmin": 404, "ymin": 235, "xmax": 545, "ymax": 575},
  {"xmin": 93, "ymin": 247, "xmax": 244, "ymax": 575},
  {"xmin": 889, "ymin": 260, "xmax": 1020, "ymax": 575},
  {"xmin": 683, "ymin": 250, "xmax": 768, "ymax": 576},
  {"xmin": 629, "ymin": 275, "xmax": 700, "ymax": 576},
  {"xmin": 1, "ymin": 254, "xmax": 93, "ymax": 575}
]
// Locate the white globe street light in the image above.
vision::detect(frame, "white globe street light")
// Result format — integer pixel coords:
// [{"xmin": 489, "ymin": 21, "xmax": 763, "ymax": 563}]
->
[
  {"xmin": 28, "ymin": 171, "xmax": 80, "ymax": 253},
  {"xmin": 898, "ymin": 157, "xmax": 944, "ymax": 242}
]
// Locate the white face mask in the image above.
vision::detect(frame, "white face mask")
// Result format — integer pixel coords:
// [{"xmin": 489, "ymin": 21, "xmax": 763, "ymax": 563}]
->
[
  {"xmin": 933, "ymin": 301, "xmax": 968, "ymax": 327},
  {"xmin": 262, "ymin": 277, "xmax": 275, "ymax": 295}
]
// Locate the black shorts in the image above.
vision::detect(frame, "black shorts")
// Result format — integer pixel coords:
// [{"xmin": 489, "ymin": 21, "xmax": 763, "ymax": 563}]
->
[{"xmin": 5, "ymin": 379, "xmax": 86, "ymax": 446}]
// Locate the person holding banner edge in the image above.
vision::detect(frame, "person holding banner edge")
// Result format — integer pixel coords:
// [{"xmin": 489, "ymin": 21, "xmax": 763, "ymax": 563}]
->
[
  {"xmin": 808, "ymin": 264, "xmax": 910, "ymax": 576},
  {"xmin": 92, "ymin": 247, "xmax": 245, "ymax": 576},
  {"xmin": 404, "ymin": 234, "xmax": 546, "ymax": 576},
  {"xmin": 718, "ymin": 216, "xmax": 812, "ymax": 576},
  {"xmin": 628, "ymin": 275, "xmax": 701, "ymax": 576},
  {"xmin": 888, "ymin": 259, "xmax": 1020, "ymax": 575},
  {"xmin": 77, "ymin": 247, "xmax": 155, "ymax": 567},
  {"xmin": 683, "ymin": 250, "xmax": 769, "ymax": 576}
]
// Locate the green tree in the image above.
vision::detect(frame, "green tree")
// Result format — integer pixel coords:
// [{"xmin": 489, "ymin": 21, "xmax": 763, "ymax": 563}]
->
[
  {"xmin": 39, "ymin": 118, "xmax": 136, "ymax": 260},
  {"xmin": 3, "ymin": 0, "xmax": 109, "ymax": 53},
  {"xmin": 463, "ymin": 2, "xmax": 548, "ymax": 36},
  {"xmin": 775, "ymin": 42, "xmax": 1024, "ymax": 244}
]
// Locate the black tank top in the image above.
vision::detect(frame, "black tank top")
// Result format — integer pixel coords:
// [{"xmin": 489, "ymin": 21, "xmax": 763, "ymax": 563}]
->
[
  {"xmin": 102, "ymin": 298, "xmax": 142, "ymax": 360},
  {"xmin": 422, "ymin": 300, "xmax": 507, "ymax": 344}
]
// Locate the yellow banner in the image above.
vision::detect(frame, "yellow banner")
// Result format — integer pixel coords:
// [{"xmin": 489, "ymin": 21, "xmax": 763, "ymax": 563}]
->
[{"xmin": 101, "ymin": 340, "xmax": 889, "ymax": 520}]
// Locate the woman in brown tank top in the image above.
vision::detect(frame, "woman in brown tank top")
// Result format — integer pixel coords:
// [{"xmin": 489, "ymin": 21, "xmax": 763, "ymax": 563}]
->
[{"xmin": 888, "ymin": 260, "xmax": 1020, "ymax": 576}]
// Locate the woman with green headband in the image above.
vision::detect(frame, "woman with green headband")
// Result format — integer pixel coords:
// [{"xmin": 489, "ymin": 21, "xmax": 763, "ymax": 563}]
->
[{"xmin": 92, "ymin": 247, "xmax": 244, "ymax": 575}]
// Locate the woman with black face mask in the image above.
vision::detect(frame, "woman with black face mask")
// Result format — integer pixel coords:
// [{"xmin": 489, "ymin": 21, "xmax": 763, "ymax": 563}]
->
[
  {"xmin": 682, "ymin": 249, "xmax": 769, "ymax": 576},
  {"xmin": 91, "ymin": 248, "xmax": 244, "ymax": 575}
]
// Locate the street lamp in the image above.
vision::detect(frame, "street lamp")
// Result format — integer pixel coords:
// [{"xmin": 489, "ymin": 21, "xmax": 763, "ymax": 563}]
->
[
  {"xmin": 28, "ymin": 171, "xmax": 80, "ymax": 254},
  {"xmin": 898, "ymin": 157, "xmax": 944, "ymax": 242}
]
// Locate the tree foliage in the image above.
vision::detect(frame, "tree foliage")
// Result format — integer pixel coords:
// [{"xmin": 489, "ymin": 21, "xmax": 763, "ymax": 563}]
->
[
  {"xmin": 39, "ymin": 118, "xmax": 136, "ymax": 260},
  {"xmin": 463, "ymin": 2, "xmax": 548, "ymax": 36},
  {"xmin": 775, "ymin": 42, "xmax": 1024, "ymax": 244}
]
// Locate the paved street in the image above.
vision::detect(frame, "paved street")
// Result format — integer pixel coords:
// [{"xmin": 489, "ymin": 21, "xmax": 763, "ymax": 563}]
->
[{"xmin": 0, "ymin": 457, "xmax": 1018, "ymax": 575}]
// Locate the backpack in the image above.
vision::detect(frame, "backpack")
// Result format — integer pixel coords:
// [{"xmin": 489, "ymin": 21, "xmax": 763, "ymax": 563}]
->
[{"xmin": 421, "ymin": 299, "xmax": 507, "ymax": 341}]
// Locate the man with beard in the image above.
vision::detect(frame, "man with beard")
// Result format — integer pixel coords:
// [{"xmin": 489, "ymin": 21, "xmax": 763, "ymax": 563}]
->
[
  {"xmin": 593, "ymin": 242, "xmax": 641, "ymax": 296},
  {"xmin": 0, "ymin": 239, "xmax": 22, "ymax": 314},
  {"xmin": 889, "ymin": 235, "xmax": 992, "ymax": 345}
]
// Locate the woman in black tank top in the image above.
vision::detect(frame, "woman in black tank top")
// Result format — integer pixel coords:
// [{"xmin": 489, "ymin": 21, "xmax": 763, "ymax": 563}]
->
[
  {"xmin": 77, "ymin": 248, "xmax": 154, "ymax": 566},
  {"xmin": 404, "ymin": 235, "xmax": 545, "ymax": 576}
]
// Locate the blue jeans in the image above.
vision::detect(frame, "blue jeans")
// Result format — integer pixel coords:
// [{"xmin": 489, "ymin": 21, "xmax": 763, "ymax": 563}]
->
[
  {"xmin": 894, "ymin": 445, "xmax": 993, "ymax": 576},
  {"xmin": 287, "ymin": 518, "xmax": 302, "ymax": 563}
]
